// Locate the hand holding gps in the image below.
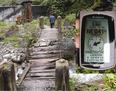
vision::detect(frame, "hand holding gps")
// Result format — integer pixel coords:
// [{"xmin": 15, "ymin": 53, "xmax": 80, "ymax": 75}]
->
[{"xmin": 80, "ymin": 11, "xmax": 116, "ymax": 70}]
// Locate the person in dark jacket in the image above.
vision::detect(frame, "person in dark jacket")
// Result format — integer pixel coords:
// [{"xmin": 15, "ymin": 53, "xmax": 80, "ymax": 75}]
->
[{"xmin": 49, "ymin": 14, "xmax": 56, "ymax": 28}]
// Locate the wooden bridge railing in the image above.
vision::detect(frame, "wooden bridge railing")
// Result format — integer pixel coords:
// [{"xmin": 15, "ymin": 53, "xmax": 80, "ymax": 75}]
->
[
  {"xmin": 0, "ymin": 61, "xmax": 17, "ymax": 91},
  {"xmin": 55, "ymin": 59, "xmax": 70, "ymax": 91}
]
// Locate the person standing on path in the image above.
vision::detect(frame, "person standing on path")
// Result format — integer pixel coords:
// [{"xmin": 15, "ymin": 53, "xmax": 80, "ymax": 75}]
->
[{"xmin": 49, "ymin": 14, "xmax": 56, "ymax": 28}]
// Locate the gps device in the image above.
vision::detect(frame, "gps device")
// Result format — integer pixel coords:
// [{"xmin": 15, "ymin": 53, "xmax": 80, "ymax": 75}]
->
[{"xmin": 80, "ymin": 11, "xmax": 116, "ymax": 70}]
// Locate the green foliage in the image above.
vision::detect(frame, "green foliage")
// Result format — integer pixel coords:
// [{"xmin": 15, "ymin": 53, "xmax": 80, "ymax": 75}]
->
[
  {"xmin": 3, "ymin": 34, "xmax": 20, "ymax": 47},
  {"xmin": 69, "ymin": 78, "xmax": 77, "ymax": 91},
  {"xmin": 33, "ymin": 0, "xmax": 76, "ymax": 16},
  {"xmin": 61, "ymin": 14, "xmax": 78, "ymax": 38},
  {"xmin": 33, "ymin": 0, "xmax": 115, "ymax": 16},
  {"xmin": 68, "ymin": 0, "xmax": 94, "ymax": 13},
  {"xmin": 104, "ymin": 67, "xmax": 116, "ymax": 73},
  {"xmin": 76, "ymin": 67, "xmax": 99, "ymax": 73},
  {"xmin": 63, "ymin": 29, "xmax": 77, "ymax": 38},
  {"xmin": 52, "ymin": 0, "xmax": 75, "ymax": 16},
  {"xmin": 65, "ymin": 14, "xmax": 75, "ymax": 25},
  {"xmin": 44, "ymin": 16, "xmax": 50, "ymax": 26},
  {"xmin": 60, "ymin": 13, "xmax": 77, "ymax": 38},
  {"xmin": 69, "ymin": 78, "xmax": 97, "ymax": 91},
  {"xmin": 33, "ymin": 0, "xmax": 53, "ymax": 6},
  {"xmin": 103, "ymin": 74, "xmax": 116, "ymax": 90},
  {"xmin": 3, "ymin": 20, "xmax": 38, "ymax": 48},
  {"xmin": 0, "ymin": 21, "xmax": 14, "ymax": 40},
  {"xmin": 0, "ymin": 21, "xmax": 12, "ymax": 30},
  {"xmin": 0, "ymin": 0, "xmax": 13, "ymax": 5},
  {"xmin": 77, "ymin": 83, "xmax": 98, "ymax": 91},
  {"xmin": 0, "ymin": 21, "xmax": 7, "ymax": 27},
  {"xmin": 19, "ymin": 20, "xmax": 38, "ymax": 47}
]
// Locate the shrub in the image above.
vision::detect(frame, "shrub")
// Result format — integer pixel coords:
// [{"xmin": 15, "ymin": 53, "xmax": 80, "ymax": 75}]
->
[
  {"xmin": 103, "ymin": 74, "xmax": 116, "ymax": 90},
  {"xmin": 3, "ymin": 20, "xmax": 38, "ymax": 48},
  {"xmin": 69, "ymin": 78, "xmax": 77, "ymax": 91},
  {"xmin": 43, "ymin": 16, "xmax": 50, "ymax": 26},
  {"xmin": 64, "ymin": 14, "xmax": 75, "ymax": 25},
  {"xmin": 0, "ymin": 21, "xmax": 13, "ymax": 30}
]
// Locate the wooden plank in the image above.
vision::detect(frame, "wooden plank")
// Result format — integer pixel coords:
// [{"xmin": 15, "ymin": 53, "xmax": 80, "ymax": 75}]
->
[
  {"xmin": 30, "ymin": 54, "xmax": 59, "ymax": 59},
  {"xmin": 31, "ymin": 50, "xmax": 60, "ymax": 54},
  {"xmin": 30, "ymin": 51, "xmax": 60, "ymax": 56},
  {"xmin": 31, "ymin": 65, "xmax": 55, "ymax": 70},
  {"xmin": 25, "ymin": 77, "xmax": 55, "ymax": 80},
  {"xmin": 31, "ymin": 62, "xmax": 55, "ymax": 67},
  {"xmin": 30, "ymin": 69, "xmax": 55, "ymax": 73},
  {"xmin": 29, "ymin": 58, "xmax": 59, "ymax": 62},
  {"xmin": 29, "ymin": 72, "xmax": 55, "ymax": 77},
  {"xmin": 16, "ymin": 63, "xmax": 31, "ymax": 86}
]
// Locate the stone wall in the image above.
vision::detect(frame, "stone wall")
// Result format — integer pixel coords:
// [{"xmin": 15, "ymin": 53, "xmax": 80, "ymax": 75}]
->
[
  {"xmin": 0, "ymin": 5, "xmax": 48, "ymax": 22},
  {"xmin": 0, "ymin": 6, "xmax": 22, "ymax": 22}
]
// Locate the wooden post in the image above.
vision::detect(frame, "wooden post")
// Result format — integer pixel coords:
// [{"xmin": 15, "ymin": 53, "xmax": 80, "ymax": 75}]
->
[
  {"xmin": 39, "ymin": 16, "xmax": 44, "ymax": 29},
  {"xmin": 27, "ymin": 2, "xmax": 32, "ymax": 22},
  {"xmin": 0, "ymin": 62, "xmax": 17, "ymax": 91},
  {"xmin": 22, "ymin": 1, "xmax": 32, "ymax": 23},
  {"xmin": 55, "ymin": 59, "xmax": 69, "ymax": 91},
  {"xmin": 0, "ymin": 71, "xmax": 4, "ymax": 90},
  {"xmin": 57, "ymin": 16, "xmax": 62, "ymax": 33}
]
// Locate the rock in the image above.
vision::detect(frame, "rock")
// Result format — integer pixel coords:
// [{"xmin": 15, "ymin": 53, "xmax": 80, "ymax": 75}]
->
[
  {"xmin": 11, "ymin": 53, "xmax": 26, "ymax": 64},
  {"xmin": 0, "ymin": 36, "xmax": 4, "ymax": 41},
  {"xmin": 61, "ymin": 38, "xmax": 75, "ymax": 60},
  {"xmin": 0, "ymin": 43, "xmax": 27, "ymax": 64},
  {"xmin": 18, "ymin": 38, "xmax": 28, "ymax": 47},
  {"xmin": 3, "ymin": 54, "xmax": 12, "ymax": 60},
  {"xmin": 17, "ymin": 68, "xmax": 23, "ymax": 75},
  {"xmin": 16, "ymin": 67, "xmax": 24, "ymax": 80},
  {"xmin": 69, "ymin": 72, "xmax": 104, "ymax": 84},
  {"xmin": 39, "ymin": 39, "xmax": 49, "ymax": 47}
]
